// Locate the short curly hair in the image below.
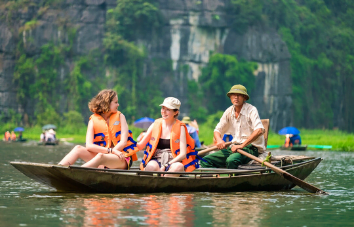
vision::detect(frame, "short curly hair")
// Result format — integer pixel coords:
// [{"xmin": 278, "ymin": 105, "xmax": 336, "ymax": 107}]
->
[{"xmin": 88, "ymin": 89, "xmax": 117, "ymax": 114}]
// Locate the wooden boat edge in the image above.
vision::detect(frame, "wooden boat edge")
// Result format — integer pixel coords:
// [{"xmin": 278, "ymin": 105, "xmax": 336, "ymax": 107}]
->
[{"xmin": 10, "ymin": 158, "xmax": 322, "ymax": 193}]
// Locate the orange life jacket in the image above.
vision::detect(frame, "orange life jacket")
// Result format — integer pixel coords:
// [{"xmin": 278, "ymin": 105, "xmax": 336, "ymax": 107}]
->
[
  {"xmin": 90, "ymin": 111, "xmax": 138, "ymax": 161},
  {"xmin": 4, "ymin": 131, "xmax": 10, "ymax": 141},
  {"xmin": 11, "ymin": 132, "xmax": 16, "ymax": 141},
  {"xmin": 140, "ymin": 118, "xmax": 202, "ymax": 172}
]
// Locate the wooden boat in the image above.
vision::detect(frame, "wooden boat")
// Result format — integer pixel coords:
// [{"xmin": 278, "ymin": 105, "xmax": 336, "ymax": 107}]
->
[
  {"xmin": 15, "ymin": 138, "xmax": 28, "ymax": 142},
  {"xmin": 268, "ymin": 145, "xmax": 332, "ymax": 150},
  {"xmin": 280, "ymin": 145, "xmax": 308, "ymax": 151},
  {"xmin": 37, "ymin": 140, "xmax": 60, "ymax": 146},
  {"xmin": 10, "ymin": 119, "xmax": 323, "ymax": 193},
  {"xmin": 10, "ymin": 156, "xmax": 322, "ymax": 193}
]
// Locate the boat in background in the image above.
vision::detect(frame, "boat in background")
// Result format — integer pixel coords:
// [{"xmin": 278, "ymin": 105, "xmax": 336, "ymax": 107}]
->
[
  {"xmin": 15, "ymin": 138, "xmax": 28, "ymax": 142},
  {"xmin": 37, "ymin": 140, "xmax": 60, "ymax": 146},
  {"xmin": 281, "ymin": 145, "xmax": 308, "ymax": 151},
  {"xmin": 267, "ymin": 145, "xmax": 332, "ymax": 151}
]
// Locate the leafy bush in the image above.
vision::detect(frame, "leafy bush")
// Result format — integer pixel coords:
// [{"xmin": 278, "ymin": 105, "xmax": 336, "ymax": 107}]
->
[
  {"xmin": 229, "ymin": 0, "xmax": 354, "ymax": 131},
  {"xmin": 0, "ymin": 109, "xmax": 22, "ymax": 132},
  {"xmin": 189, "ymin": 53, "xmax": 256, "ymax": 118},
  {"xmin": 35, "ymin": 107, "xmax": 61, "ymax": 127},
  {"xmin": 61, "ymin": 111, "xmax": 86, "ymax": 134}
]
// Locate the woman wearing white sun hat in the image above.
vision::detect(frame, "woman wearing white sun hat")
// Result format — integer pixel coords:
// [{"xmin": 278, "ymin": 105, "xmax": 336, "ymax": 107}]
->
[{"xmin": 136, "ymin": 97, "xmax": 200, "ymax": 177}]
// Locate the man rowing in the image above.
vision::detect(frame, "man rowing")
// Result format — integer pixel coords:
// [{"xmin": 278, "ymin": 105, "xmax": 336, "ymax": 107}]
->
[{"xmin": 200, "ymin": 84, "xmax": 265, "ymax": 169}]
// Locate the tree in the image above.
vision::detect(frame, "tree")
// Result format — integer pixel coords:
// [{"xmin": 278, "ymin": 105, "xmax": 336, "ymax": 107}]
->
[{"xmin": 199, "ymin": 54, "xmax": 257, "ymax": 113}]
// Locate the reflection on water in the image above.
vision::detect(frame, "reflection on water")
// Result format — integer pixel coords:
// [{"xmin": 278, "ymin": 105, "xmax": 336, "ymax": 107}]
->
[
  {"xmin": 58, "ymin": 194, "xmax": 196, "ymax": 226},
  {"xmin": 1, "ymin": 142, "xmax": 354, "ymax": 226},
  {"xmin": 141, "ymin": 194, "xmax": 195, "ymax": 226},
  {"xmin": 209, "ymin": 194, "xmax": 261, "ymax": 226}
]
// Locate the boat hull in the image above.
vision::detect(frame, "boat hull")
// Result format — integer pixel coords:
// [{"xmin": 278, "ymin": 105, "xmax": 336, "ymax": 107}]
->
[
  {"xmin": 10, "ymin": 158, "xmax": 322, "ymax": 193},
  {"xmin": 281, "ymin": 145, "xmax": 308, "ymax": 151},
  {"xmin": 37, "ymin": 140, "xmax": 60, "ymax": 146}
]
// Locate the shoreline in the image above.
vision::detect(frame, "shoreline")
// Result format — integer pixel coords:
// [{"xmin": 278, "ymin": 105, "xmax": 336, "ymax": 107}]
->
[{"xmin": 3, "ymin": 126, "xmax": 354, "ymax": 152}]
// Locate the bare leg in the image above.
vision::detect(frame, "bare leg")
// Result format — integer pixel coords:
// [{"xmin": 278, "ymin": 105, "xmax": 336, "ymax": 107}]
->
[
  {"xmin": 164, "ymin": 162, "xmax": 184, "ymax": 177},
  {"xmin": 58, "ymin": 145, "xmax": 96, "ymax": 166},
  {"xmin": 144, "ymin": 161, "xmax": 160, "ymax": 171},
  {"xmin": 82, "ymin": 153, "xmax": 128, "ymax": 169}
]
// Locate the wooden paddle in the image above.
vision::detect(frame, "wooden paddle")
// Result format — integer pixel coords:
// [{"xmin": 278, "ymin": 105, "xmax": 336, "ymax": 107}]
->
[
  {"xmin": 197, "ymin": 143, "xmax": 328, "ymax": 194},
  {"xmin": 235, "ymin": 148, "xmax": 328, "ymax": 194},
  {"xmin": 197, "ymin": 141, "xmax": 233, "ymax": 156}
]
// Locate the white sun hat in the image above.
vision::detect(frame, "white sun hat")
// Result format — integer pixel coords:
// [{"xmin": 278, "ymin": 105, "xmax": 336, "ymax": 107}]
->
[{"xmin": 159, "ymin": 97, "xmax": 181, "ymax": 110}]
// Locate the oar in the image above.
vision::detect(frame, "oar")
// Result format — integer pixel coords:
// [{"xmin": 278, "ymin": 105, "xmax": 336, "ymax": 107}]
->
[
  {"xmin": 197, "ymin": 143, "xmax": 328, "ymax": 194},
  {"xmin": 197, "ymin": 141, "xmax": 233, "ymax": 156},
  {"xmin": 236, "ymin": 149, "xmax": 328, "ymax": 194}
]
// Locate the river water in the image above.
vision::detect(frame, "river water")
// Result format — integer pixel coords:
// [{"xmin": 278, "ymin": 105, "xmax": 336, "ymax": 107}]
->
[{"xmin": 0, "ymin": 141, "xmax": 353, "ymax": 226}]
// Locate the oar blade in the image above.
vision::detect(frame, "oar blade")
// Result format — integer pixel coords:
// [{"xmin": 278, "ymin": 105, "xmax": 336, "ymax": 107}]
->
[
  {"xmin": 282, "ymin": 172, "xmax": 328, "ymax": 194},
  {"xmin": 236, "ymin": 149, "xmax": 328, "ymax": 195}
]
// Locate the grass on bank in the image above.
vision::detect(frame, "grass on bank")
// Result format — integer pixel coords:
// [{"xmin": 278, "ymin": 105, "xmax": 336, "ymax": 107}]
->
[
  {"xmin": 5, "ymin": 124, "xmax": 354, "ymax": 151},
  {"xmin": 267, "ymin": 129, "xmax": 354, "ymax": 151},
  {"xmin": 14, "ymin": 125, "xmax": 145, "ymax": 145},
  {"xmin": 198, "ymin": 125, "xmax": 354, "ymax": 151}
]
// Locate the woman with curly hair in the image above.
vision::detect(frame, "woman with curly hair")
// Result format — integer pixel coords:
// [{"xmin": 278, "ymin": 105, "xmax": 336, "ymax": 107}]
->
[{"xmin": 59, "ymin": 89, "xmax": 138, "ymax": 169}]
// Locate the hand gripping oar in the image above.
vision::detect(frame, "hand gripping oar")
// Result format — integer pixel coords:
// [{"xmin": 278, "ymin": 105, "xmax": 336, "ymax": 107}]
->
[
  {"xmin": 236, "ymin": 149, "xmax": 328, "ymax": 194},
  {"xmin": 197, "ymin": 141, "xmax": 234, "ymax": 156}
]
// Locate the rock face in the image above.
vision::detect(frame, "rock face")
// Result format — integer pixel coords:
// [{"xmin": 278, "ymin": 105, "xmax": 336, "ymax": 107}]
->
[
  {"xmin": 224, "ymin": 27, "xmax": 292, "ymax": 131},
  {"xmin": 155, "ymin": 0, "xmax": 292, "ymax": 131},
  {"xmin": 0, "ymin": 0, "xmax": 108, "ymax": 121},
  {"xmin": 0, "ymin": 0, "xmax": 292, "ymax": 131}
]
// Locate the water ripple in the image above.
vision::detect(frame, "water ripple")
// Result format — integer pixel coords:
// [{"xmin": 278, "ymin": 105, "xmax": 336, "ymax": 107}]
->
[{"xmin": 0, "ymin": 144, "xmax": 353, "ymax": 226}]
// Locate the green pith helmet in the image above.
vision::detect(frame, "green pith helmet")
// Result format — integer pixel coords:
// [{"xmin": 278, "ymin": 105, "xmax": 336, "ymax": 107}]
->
[
  {"xmin": 226, "ymin": 84, "xmax": 249, "ymax": 100},
  {"xmin": 181, "ymin": 116, "xmax": 191, "ymax": 124}
]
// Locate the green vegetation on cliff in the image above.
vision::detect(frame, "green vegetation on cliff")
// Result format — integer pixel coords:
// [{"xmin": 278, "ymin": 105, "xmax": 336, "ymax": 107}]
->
[
  {"xmin": 2, "ymin": 0, "xmax": 354, "ymax": 142},
  {"xmin": 4, "ymin": 0, "xmax": 164, "ymax": 129},
  {"xmin": 104, "ymin": 0, "xmax": 164, "ymax": 119},
  {"xmin": 230, "ymin": 0, "xmax": 354, "ymax": 131},
  {"xmin": 188, "ymin": 53, "xmax": 257, "ymax": 122}
]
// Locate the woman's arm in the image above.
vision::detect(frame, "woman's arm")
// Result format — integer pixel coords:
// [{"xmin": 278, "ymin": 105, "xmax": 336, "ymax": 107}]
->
[
  {"xmin": 136, "ymin": 123, "xmax": 154, "ymax": 150},
  {"xmin": 111, "ymin": 114, "xmax": 128, "ymax": 159},
  {"xmin": 113, "ymin": 113, "xmax": 128, "ymax": 151},
  {"xmin": 168, "ymin": 125, "xmax": 187, "ymax": 164},
  {"xmin": 85, "ymin": 120, "xmax": 110, "ymax": 154}
]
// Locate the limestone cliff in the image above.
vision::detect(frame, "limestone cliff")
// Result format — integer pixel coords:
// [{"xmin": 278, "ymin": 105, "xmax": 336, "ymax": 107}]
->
[
  {"xmin": 0, "ymin": 0, "xmax": 292, "ymax": 131},
  {"xmin": 155, "ymin": 0, "xmax": 292, "ymax": 131}
]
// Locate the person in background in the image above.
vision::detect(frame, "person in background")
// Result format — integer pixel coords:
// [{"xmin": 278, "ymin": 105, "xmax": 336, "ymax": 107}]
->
[
  {"xmin": 291, "ymin": 134, "xmax": 301, "ymax": 145},
  {"xmin": 4, "ymin": 131, "xmax": 11, "ymax": 141},
  {"xmin": 213, "ymin": 133, "xmax": 233, "ymax": 145},
  {"xmin": 40, "ymin": 131, "xmax": 46, "ymax": 142},
  {"xmin": 45, "ymin": 129, "xmax": 56, "ymax": 142},
  {"xmin": 284, "ymin": 134, "xmax": 302, "ymax": 147},
  {"xmin": 137, "ymin": 130, "xmax": 147, "ymax": 142},
  {"xmin": 189, "ymin": 119, "xmax": 199, "ymax": 135},
  {"xmin": 223, "ymin": 133, "xmax": 233, "ymax": 142},
  {"xmin": 11, "ymin": 131, "xmax": 16, "ymax": 141},
  {"xmin": 181, "ymin": 116, "xmax": 202, "ymax": 148},
  {"xmin": 59, "ymin": 89, "xmax": 139, "ymax": 169},
  {"xmin": 136, "ymin": 97, "xmax": 200, "ymax": 177},
  {"xmin": 19, "ymin": 131, "xmax": 23, "ymax": 140},
  {"xmin": 201, "ymin": 84, "xmax": 265, "ymax": 169}
]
